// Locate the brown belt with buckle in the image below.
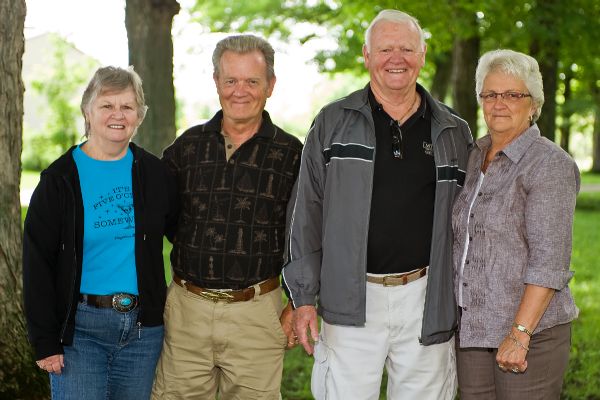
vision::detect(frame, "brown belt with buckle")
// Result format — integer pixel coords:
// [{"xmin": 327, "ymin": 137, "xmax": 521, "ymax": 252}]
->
[
  {"xmin": 366, "ymin": 267, "xmax": 427, "ymax": 286},
  {"xmin": 80, "ymin": 293, "xmax": 138, "ymax": 312},
  {"xmin": 173, "ymin": 275, "xmax": 280, "ymax": 303}
]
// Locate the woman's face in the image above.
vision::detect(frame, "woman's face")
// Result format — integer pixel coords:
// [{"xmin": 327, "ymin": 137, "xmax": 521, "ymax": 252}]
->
[
  {"xmin": 85, "ymin": 87, "xmax": 140, "ymax": 145},
  {"xmin": 481, "ymin": 71, "xmax": 536, "ymax": 138}
]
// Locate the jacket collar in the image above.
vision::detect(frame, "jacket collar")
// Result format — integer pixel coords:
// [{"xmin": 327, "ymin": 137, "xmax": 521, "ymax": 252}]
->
[
  {"xmin": 44, "ymin": 141, "xmax": 144, "ymax": 177},
  {"xmin": 342, "ymin": 83, "xmax": 463, "ymax": 143}
]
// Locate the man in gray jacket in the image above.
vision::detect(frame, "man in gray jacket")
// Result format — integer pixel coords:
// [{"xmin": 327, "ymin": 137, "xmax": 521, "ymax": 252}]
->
[{"xmin": 283, "ymin": 9, "xmax": 472, "ymax": 400}]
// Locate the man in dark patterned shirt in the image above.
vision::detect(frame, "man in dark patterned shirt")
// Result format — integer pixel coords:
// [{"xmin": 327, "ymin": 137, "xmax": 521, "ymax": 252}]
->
[{"xmin": 152, "ymin": 35, "xmax": 303, "ymax": 399}]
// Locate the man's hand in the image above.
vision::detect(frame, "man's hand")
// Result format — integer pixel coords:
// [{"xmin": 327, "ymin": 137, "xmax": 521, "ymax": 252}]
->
[
  {"xmin": 36, "ymin": 354, "xmax": 64, "ymax": 374},
  {"xmin": 280, "ymin": 302, "xmax": 297, "ymax": 349},
  {"xmin": 293, "ymin": 305, "xmax": 319, "ymax": 355}
]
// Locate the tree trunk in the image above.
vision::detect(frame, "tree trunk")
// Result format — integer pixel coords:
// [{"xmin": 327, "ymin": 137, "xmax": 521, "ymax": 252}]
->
[
  {"xmin": 125, "ymin": 0, "xmax": 180, "ymax": 156},
  {"xmin": 529, "ymin": 0, "xmax": 560, "ymax": 143},
  {"xmin": 591, "ymin": 82, "xmax": 600, "ymax": 173},
  {"xmin": 559, "ymin": 70, "xmax": 573, "ymax": 153},
  {"xmin": 451, "ymin": 32, "xmax": 479, "ymax": 137},
  {"xmin": 429, "ymin": 50, "xmax": 453, "ymax": 102},
  {"xmin": 0, "ymin": 0, "xmax": 49, "ymax": 397}
]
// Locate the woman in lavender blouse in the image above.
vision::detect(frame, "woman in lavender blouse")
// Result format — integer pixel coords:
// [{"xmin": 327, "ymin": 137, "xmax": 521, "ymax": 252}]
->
[{"xmin": 452, "ymin": 49, "xmax": 579, "ymax": 399}]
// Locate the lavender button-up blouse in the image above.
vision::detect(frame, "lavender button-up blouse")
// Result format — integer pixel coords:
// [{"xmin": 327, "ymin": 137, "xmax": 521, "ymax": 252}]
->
[{"xmin": 452, "ymin": 125, "xmax": 580, "ymax": 348}]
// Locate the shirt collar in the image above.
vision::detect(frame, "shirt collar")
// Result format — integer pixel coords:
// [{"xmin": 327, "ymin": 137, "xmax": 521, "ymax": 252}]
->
[
  {"xmin": 368, "ymin": 84, "xmax": 428, "ymax": 120},
  {"xmin": 203, "ymin": 109, "xmax": 276, "ymax": 140},
  {"xmin": 475, "ymin": 124, "xmax": 541, "ymax": 164}
]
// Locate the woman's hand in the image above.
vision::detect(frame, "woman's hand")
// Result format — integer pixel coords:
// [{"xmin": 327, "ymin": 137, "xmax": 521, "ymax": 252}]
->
[
  {"xmin": 496, "ymin": 330, "xmax": 529, "ymax": 374},
  {"xmin": 36, "ymin": 354, "xmax": 64, "ymax": 374}
]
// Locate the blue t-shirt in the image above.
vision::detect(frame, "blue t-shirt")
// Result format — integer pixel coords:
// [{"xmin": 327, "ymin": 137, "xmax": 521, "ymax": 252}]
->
[{"xmin": 73, "ymin": 145, "xmax": 138, "ymax": 295}]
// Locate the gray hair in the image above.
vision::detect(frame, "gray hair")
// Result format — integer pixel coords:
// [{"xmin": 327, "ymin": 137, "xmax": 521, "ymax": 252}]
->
[
  {"xmin": 475, "ymin": 49, "xmax": 544, "ymax": 123},
  {"xmin": 212, "ymin": 34, "xmax": 275, "ymax": 80},
  {"xmin": 365, "ymin": 10, "xmax": 426, "ymax": 51},
  {"xmin": 80, "ymin": 66, "xmax": 148, "ymax": 137}
]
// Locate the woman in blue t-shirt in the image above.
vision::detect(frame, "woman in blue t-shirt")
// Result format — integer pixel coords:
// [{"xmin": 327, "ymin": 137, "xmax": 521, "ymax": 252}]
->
[{"xmin": 23, "ymin": 66, "xmax": 178, "ymax": 399}]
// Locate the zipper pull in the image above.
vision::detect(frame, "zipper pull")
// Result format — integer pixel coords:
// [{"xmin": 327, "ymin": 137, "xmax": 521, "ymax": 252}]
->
[{"xmin": 137, "ymin": 322, "xmax": 142, "ymax": 339}]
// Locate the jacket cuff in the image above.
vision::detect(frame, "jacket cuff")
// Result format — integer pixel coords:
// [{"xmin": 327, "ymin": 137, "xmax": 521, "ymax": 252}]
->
[{"xmin": 35, "ymin": 340, "xmax": 64, "ymax": 361}]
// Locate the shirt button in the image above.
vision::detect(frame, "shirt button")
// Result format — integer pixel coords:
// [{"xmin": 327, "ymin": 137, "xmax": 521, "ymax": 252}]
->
[
  {"xmin": 465, "ymin": 260, "xmax": 470, "ymax": 265},
  {"xmin": 463, "ymin": 307, "xmax": 467, "ymax": 311},
  {"xmin": 229, "ymin": 159, "xmax": 235, "ymax": 165},
  {"xmin": 478, "ymin": 192, "xmax": 483, "ymax": 196},
  {"xmin": 470, "ymin": 213, "xmax": 474, "ymax": 218},
  {"xmin": 227, "ymin": 144, "xmax": 233, "ymax": 149},
  {"xmin": 463, "ymin": 282, "xmax": 468, "ymax": 287},
  {"xmin": 469, "ymin": 236, "xmax": 473, "ymax": 241}
]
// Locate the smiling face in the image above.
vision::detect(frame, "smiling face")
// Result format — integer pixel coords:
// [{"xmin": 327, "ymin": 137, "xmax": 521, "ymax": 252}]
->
[
  {"xmin": 363, "ymin": 20, "xmax": 426, "ymax": 98},
  {"xmin": 214, "ymin": 50, "xmax": 275, "ymax": 126},
  {"xmin": 481, "ymin": 71, "xmax": 535, "ymax": 139},
  {"xmin": 85, "ymin": 87, "xmax": 140, "ymax": 147}
]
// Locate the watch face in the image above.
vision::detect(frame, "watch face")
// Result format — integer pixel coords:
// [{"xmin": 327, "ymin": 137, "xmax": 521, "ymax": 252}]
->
[{"xmin": 112, "ymin": 293, "xmax": 138, "ymax": 312}]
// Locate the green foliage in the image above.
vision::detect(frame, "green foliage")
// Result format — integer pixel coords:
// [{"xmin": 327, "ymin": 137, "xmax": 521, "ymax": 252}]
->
[
  {"xmin": 190, "ymin": 0, "xmax": 600, "ymax": 156},
  {"xmin": 23, "ymin": 37, "xmax": 98, "ymax": 170},
  {"xmin": 563, "ymin": 192, "xmax": 600, "ymax": 399}
]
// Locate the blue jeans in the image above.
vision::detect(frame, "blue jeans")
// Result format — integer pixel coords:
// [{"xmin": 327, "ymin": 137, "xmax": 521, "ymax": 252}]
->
[{"xmin": 51, "ymin": 302, "xmax": 164, "ymax": 400}]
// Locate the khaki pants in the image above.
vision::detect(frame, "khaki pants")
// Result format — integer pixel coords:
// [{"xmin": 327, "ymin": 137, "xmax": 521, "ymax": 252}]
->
[{"xmin": 152, "ymin": 282, "xmax": 288, "ymax": 399}]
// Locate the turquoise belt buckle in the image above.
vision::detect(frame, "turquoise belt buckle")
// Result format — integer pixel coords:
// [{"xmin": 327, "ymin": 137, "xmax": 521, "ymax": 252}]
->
[{"xmin": 112, "ymin": 293, "xmax": 138, "ymax": 313}]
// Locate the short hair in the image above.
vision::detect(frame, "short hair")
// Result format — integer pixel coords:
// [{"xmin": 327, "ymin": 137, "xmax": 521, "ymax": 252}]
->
[
  {"xmin": 80, "ymin": 66, "xmax": 148, "ymax": 137},
  {"xmin": 475, "ymin": 49, "xmax": 544, "ymax": 123},
  {"xmin": 364, "ymin": 10, "xmax": 426, "ymax": 51},
  {"xmin": 212, "ymin": 34, "xmax": 275, "ymax": 80}
]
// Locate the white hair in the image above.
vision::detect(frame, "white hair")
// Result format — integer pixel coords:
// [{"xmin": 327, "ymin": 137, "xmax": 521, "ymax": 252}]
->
[
  {"xmin": 475, "ymin": 49, "xmax": 544, "ymax": 123},
  {"xmin": 364, "ymin": 9, "xmax": 426, "ymax": 51}
]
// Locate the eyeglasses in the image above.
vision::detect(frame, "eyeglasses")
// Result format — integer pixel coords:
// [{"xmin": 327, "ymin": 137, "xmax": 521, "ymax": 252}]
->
[
  {"xmin": 390, "ymin": 120, "xmax": 404, "ymax": 159},
  {"xmin": 479, "ymin": 91, "xmax": 532, "ymax": 103}
]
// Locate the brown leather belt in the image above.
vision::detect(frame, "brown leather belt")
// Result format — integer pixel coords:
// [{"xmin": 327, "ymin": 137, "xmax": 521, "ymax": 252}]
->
[
  {"xmin": 366, "ymin": 267, "xmax": 427, "ymax": 286},
  {"xmin": 173, "ymin": 275, "xmax": 280, "ymax": 303},
  {"xmin": 79, "ymin": 293, "xmax": 138, "ymax": 312}
]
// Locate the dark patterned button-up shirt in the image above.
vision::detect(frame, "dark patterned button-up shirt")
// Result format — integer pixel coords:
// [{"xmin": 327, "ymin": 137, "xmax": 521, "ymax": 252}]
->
[
  {"xmin": 163, "ymin": 110, "xmax": 303, "ymax": 289},
  {"xmin": 452, "ymin": 125, "xmax": 580, "ymax": 348}
]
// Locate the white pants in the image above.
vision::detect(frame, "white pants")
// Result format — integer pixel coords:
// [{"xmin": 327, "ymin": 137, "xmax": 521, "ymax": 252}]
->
[{"xmin": 311, "ymin": 275, "xmax": 457, "ymax": 400}]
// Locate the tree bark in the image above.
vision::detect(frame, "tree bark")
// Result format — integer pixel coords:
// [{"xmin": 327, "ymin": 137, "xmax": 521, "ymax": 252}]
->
[
  {"xmin": 591, "ymin": 81, "xmax": 600, "ymax": 173},
  {"xmin": 451, "ymin": 32, "xmax": 479, "ymax": 137},
  {"xmin": 429, "ymin": 50, "xmax": 453, "ymax": 103},
  {"xmin": 559, "ymin": 70, "xmax": 573, "ymax": 153},
  {"xmin": 0, "ymin": 0, "xmax": 49, "ymax": 397},
  {"xmin": 125, "ymin": 0, "xmax": 180, "ymax": 156},
  {"xmin": 529, "ymin": 0, "xmax": 560, "ymax": 143}
]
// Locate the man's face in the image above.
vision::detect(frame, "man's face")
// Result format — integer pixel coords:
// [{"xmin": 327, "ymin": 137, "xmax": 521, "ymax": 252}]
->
[
  {"xmin": 363, "ymin": 20, "xmax": 426, "ymax": 95},
  {"xmin": 214, "ymin": 50, "xmax": 275, "ymax": 125}
]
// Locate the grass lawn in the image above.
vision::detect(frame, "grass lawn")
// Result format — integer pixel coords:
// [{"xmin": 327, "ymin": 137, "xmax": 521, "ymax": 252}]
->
[{"xmin": 581, "ymin": 171, "xmax": 600, "ymax": 185}]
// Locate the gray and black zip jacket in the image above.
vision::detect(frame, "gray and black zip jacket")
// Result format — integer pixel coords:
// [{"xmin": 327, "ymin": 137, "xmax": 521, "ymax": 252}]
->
[
  {"xmin": 282, "ymin": 84, "xmax": 473, "ymax": 345},
  {"xmin": 23, "ymin": 143, "xmax": 178, "ymax": 360}
]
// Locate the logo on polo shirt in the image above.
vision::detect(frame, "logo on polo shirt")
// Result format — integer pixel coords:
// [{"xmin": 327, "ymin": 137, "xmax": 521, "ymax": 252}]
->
[{"xmin": 422, "ymin": 141, "xmax": 433, "ymax": 156}]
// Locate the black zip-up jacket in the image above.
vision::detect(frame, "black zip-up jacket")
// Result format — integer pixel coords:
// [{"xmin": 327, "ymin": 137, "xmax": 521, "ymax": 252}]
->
[{"xmin": 23, "ymin": 143, "xmax": 178, "ymax": 360}]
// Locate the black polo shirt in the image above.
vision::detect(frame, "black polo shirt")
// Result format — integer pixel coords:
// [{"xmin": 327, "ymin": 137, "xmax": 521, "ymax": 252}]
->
[{"xmin": 366, "ymin": 85, "xmax": 436, "ymax": 274}]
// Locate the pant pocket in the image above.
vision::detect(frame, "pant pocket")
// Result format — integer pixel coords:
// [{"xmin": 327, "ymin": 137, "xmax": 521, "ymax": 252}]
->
[{"xmin": 311, "ymin": 339, "xmax": 330, "ymax": 400}]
